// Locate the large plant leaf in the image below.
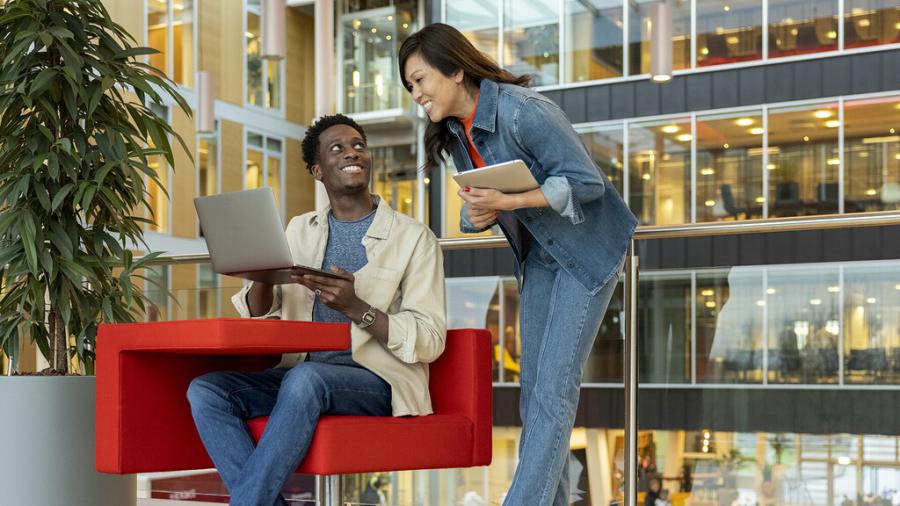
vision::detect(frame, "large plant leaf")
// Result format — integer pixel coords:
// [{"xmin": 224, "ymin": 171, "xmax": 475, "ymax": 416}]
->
[{"xmin": 0, "ymin": 0, "xmax": 192, "ymax": 372}]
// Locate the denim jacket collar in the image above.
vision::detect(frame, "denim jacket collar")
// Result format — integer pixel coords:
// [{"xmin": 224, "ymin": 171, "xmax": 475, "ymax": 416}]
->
[{"xmin": 448, "ymin": 79, "xmax": 499, "ymax": 137}]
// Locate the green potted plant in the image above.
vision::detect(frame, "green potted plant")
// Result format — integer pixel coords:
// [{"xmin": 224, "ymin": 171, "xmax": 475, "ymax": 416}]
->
[{"xmin": 0, "ymin": 0, "xmax": 190, "ymax": 503}]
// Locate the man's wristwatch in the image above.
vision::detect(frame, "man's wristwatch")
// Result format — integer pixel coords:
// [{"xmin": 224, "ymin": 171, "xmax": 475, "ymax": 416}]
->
[{"xmin": 357, "ymin": 306, "xmax": 377, "ymax": 328}]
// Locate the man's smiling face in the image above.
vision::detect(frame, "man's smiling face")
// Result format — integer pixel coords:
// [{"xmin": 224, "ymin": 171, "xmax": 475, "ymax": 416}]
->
[{"xmin": 312, "ymin": 124, "xmax": 371, "ymax": 193}]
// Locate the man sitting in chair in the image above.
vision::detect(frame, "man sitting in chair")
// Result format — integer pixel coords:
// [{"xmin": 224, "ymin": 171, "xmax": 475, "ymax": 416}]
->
[{"xmin": 187, "ymin": 114, "xmax": 447, "ymax": 506}]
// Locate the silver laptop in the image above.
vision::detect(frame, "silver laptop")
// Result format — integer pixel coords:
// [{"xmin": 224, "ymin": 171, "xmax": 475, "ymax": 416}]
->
[{"xmin": 194, "ymin": 188, "xmax": 339, "ymax": 284}]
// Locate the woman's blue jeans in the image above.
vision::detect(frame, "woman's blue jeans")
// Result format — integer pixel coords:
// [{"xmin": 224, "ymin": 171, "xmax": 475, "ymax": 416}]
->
[
  {"xmin": 186, "ymin": 362, "xmax": 392, "ymax": 506},
  {"xmin": 503, "ymin": 243, "xmax": 621, "ymax": 506}
]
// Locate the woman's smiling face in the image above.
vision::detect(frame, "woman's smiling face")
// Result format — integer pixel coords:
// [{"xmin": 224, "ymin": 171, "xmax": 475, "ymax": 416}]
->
[{"xmin": 403, "ymin": 51, "xmax": 469, "ymax": 122}]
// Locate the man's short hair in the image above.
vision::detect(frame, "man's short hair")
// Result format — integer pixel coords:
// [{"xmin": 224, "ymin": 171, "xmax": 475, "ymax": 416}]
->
[{"xmin": 301, "ymin": 114, "xmax": 368, "ymax": 174}]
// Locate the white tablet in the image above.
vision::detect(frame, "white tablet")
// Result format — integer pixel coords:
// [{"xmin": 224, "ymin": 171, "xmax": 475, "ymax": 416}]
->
[{"xmin": 452, "ymin": 159, "xmax": 539, "ymax": 194}]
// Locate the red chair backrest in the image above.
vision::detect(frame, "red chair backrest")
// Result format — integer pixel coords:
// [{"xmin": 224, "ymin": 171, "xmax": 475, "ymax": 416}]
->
[{"xmin": 427, "ymin": 328, "xmax": 493, "ymax": 465}]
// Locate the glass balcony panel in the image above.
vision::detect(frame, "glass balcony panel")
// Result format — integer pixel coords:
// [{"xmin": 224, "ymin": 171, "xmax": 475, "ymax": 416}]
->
[
  {"xmin": 766, "ymin": 264, "xmax": 840, "ymax": 384},
  {"xmin": 628, "ymin": 117, "xmax": 692, "ymax": 226},
  {"xmin": 629, "ymin": 0, "xmax": 691, "ymax": 75},
  {"xmin": 695, "ymin": 110, "xmax": 765, "ymax": 222},
  {"xmin": 842, "ymin": 262, "xmax": 900, "ymax": 384},
  {"xmin": 638, "ymin": 271, "xmax": 692, "ymax": 384},
  {"xmin": 503, "ymin": 0, "xmax": 560, "ymax": 86},
  {"xmin": 843, "ymin": 95, "xmax": 900, "ymax": 213},
  {"xmin": 844, "ymin": 1, "xmax": 900, "ymax": 48},
  {"xmin": 563, "ymin": 0, "xmax": 624, "ymax": 83},
  {"xmin": 768, "ymin": 0, "xmax": 838, "ymax": 58},
  {"xmin": 446, "ymin": 277, "xmax": 503, "ymax": 381},
  {"xmin": 767, "ymin": 102, "xmax": 840, "ymax": 217},
  {"xmin": 696, "ymin": 0, "xmax": 763, "ymax": 67},
  {"xmin": 696, "ymin": 267, "xmax": 764, "ymax": 383}
]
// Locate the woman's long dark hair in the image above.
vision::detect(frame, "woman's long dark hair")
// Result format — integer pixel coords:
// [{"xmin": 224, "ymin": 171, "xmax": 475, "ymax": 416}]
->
[{"xmin": 399, "ymin": 23, "xmax": 530, "ymax": 171}]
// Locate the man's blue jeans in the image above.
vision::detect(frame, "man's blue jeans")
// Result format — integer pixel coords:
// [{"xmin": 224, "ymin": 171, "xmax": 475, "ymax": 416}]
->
[
  {"xmin": 186, "ymin": 362, "xmax": 392, "ymax": 506},
  {"xmin": 503, "ymin": 243, "xmax": 621, "ymax": 506}
]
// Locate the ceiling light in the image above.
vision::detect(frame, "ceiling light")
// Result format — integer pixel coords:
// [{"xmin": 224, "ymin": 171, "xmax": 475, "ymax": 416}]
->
[
  {"xmin": 701, "ymin": 289, "xmax": 714, "ymax": 296},
  {"xmin": 838, "ymin": 456, "xmax": 851, "ymax": 466},
  {"xmin": 767, "ymin": 288, "xmax": 777, "ymax": 294},
  {"xmin": 825, "ymin": 120, "xmax": 840, "ymax": 128},
  {"xmin": 723, "ymin": 143, "xmax": 730, "ymax": 149},
  {"xmin": 423, "ymin": 177, "xmax": 430, "ymax": 184},
  {"xmin": 642, "ymin": 173, "xmax": 651, "ymax": 180},
  {"xmin": 814, "ymin": 110, "xmax": 833, "ymax": 119},
  {"xmin": 767, "ymin": 163, "xmax": 777, "ymax": 170},
  {"xmin": 735, "ymin": 118, "xmax": 754, "ymax": 126},
  {"xmin": 705, "ymin": 200, "xmax": 716, "ymax": 207},
  {"xmin": 810, "ymin": 298, "xmax": 822, "ymax": 305},
  {"xmin": 705, "ymin": 301, "xmax": 717, "ymax": 308},
  {"xmin": 756, "ymin": 300, "xmax": 766, "ymax": 306},
  {"xmin": 662, "ymin": 125, "xmax": 680, "ymax": 133},
  {"xmin": 385, "ymin": 35, "xmax": 392, "ymax": 40},
  {"xmin": 676, "ymin": 133, "xmax": 693, "ymax": 142},
  {"xmin": 866, "ymin": 189, "xmax": 877, "ymax": 196},
  {"xmin": 723, "ymin": 5, "xmax": 730, "ymax": 11},
  {"xmin": 755, "ymin": 196, "xmax": 765, "ymax": 203},
  {"xmin": 867, "ymin": 297, "xmax": 877, "ymax": 304},
  {"xmin": 402, "ymin": 23, "xmax": 409, "ymax": 29},
  {"xmin": 701, "ymin": 168, "xmax": 715, "ymax": 175},
  {"xmin": 803, "ymin": 136, "xmax": 810, "ymax": 141},
  {"xmin": 726, "ymin": 36, "xmax": 739, "ymax": 44},
  {"xmin": 826, "ymin": 158, "xmax": 840, "ymax": 165},
  {"xmin": 371, "ymin": 27, "xmax": 377, "ymax": 33},
  {"xmin": 701, "ymin": 47, "xmax": 709, "ymax": 55},
  {"xmin": 859, "ymin": 19, "xmax": 871, "ymax": 27},
  {"xmin": 749, "ymin": 127, "xmax": 764, "ymax": 135},
  {"xmin": 827, "ymin": 286, "xmax": 840, "ymax": 292},
  {"xmin": 791, "ymin": 28, "xmax": 799, "ymax": 36},
  {"xmin": 827, "ymin": 31, "xmax": 836, "ymax": 39}
]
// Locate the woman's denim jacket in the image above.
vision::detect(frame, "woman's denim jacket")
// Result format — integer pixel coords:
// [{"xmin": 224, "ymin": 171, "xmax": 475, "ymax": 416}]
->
[{"xmin": 446, "ymin": 79, "xmax": 637, "ymax": 295}]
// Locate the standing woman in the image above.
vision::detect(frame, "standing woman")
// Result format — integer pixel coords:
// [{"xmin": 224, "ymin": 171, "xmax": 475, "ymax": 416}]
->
[{"xmin": 400, "ymin": 23, "xmax": 637, "ymax": 506}]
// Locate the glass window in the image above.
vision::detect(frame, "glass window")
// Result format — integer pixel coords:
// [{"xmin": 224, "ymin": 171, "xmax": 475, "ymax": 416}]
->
[
  {"xmin": 695, "ymin": 110, "xmax": 764, "ymax": 222},
  {"xmin": 371, "ymin": 144, "xmax": 420, "ymax": 219},
  {"xmin": 146, "ymin": 0, "xmax": 193, "ymax": 86},
  {"xmin": 767, "ymin": 102, "xmax": 840, "ymax": 217},
  {"xmin": 843, "ymin": 96, "xmax": 900, "ymax": 213},
  {"xmin": 503, "ymin": 0, "xmax": 559, "ymax": 86},
  {"xmin": 768, "ymin": 0, "xmax": 838, "ymax": 58},
  {"xmin": 577, "ymin": 124, "xmax": 625, "ymax": 196},
  {"xmin": 198, "ymin": 134, "xmax": 218, "ymax": 199},
  {"xmin": 446, "ymin": 0, "xmax": 499, "ymax": 61},
  {"xmin": 638, "ymin": 271, "xmax": 691, "ymax": 383},
  {"xmin": 628, "ymin": 117, "xmax": 692, "ymax": 225},
  {"xmin": 246, "ymin": 1, "xmax": 282, "ymax": 109},
  {"xmin": 172, "ymin": 0, "xmax": 194, "ymax": 86},
  {"xmin": 696, "ymin": 267, "xmax": 764, "ymax": 383},
  {"xmin": 844, "ymin": 1, "xmax": 900, "ymax": 49},
  {"xmin": 584, "ymin": 279, "xmax": 625, "ymax": 383},
  {"xmin": 629, "ymin": 0, "xmax": 691, "ymax": 75},
  {"xmin": 147, "ymin": 148, "xmax": 169, "ymax": 233},
  {"xmin": 147, "ymin": 0, "xmax": 168, "ymax": 78},
  {"xmin": 843, "ymin": 262, "xmax": 900, "ymax": 385},
  {"xmin": 245, "ymin": 132, "xmax": 285, "ymax": 217},
  {"xmin": 341, "ymin": 9, "xmax": 408, "ymax": 113},
  {"xmin": 767, "ymin": 265, "xmax": 840, "ymax": 384},
  {"xmin": 696, "ymin": 0, "xmax": 763, "ymax": 67},
  {"xmin": 564, "ymin": 0, "xmax": 624, "ymax": 83}
]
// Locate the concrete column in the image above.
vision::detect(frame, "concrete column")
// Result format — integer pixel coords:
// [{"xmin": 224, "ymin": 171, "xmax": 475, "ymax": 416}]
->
[{"xmin": 314, "ymin": 0, "xmax": 334, "ymax": 210}]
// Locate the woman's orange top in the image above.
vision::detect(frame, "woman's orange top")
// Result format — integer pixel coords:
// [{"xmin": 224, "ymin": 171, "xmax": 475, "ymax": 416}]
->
[{"xmin": 459, "ymin": 92, "xmax": 486, "ymax": 169}]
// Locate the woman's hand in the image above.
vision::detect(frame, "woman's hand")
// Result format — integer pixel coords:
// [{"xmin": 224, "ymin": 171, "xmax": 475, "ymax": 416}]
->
[
  {"xmin": 466, "ymin": 204, "xmax": 499, "ymax": 229},
  {"xmin": 292, "ymin": 266, "xmax": 368, "ymax": 322},
  {"xmin": 458, "ymin": 187, "xmax": 519, "ymax": 211}
]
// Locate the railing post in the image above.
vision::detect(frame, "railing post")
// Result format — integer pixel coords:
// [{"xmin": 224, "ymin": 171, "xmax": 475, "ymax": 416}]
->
[
  {"xmin": 623, "ymin": 240, "xmax": 639, "ymax": 506},
  {"xmin": 316, "ymin": 474, "xmax": 343, "ymax": 506}
]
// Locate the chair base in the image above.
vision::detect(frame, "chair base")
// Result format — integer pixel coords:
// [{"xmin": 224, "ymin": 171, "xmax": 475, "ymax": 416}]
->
[{"xmin": 315, "ymin": 475, "xmax": 343, "ymax": 506}]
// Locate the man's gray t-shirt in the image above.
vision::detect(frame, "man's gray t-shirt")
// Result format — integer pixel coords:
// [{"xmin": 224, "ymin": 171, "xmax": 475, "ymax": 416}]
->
[{"xmin": 307, "ymin": 208, "xmax": 376, "ymax": 366}]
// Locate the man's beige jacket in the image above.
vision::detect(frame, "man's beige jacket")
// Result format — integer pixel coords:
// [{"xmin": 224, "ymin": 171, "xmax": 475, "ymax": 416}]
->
[{"xmin": 232, "ymin": 197, "xmax": 447, "ymax": 416}]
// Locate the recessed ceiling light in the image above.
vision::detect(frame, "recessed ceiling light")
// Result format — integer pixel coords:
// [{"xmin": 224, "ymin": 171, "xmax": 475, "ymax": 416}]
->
[
  {"xmin": 662, "ymin": 125, "xmax": 680, "ymax": 133},
  {"xmin": 735, "ymin": 118, "xmax": 754, "ymax": 126},
  {"xmin": 814, "ymin": 110, "xmax": 833, "ymax": 119},
  {"xmin": 676, "ymin": 134, "xmax": 693, "ymax": 142}
]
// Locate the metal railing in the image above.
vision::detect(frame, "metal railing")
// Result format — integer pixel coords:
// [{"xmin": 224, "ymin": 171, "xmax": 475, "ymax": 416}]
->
[{"xmin": 156, "ymin": 210, "xmax": 900, "ymax": 506}]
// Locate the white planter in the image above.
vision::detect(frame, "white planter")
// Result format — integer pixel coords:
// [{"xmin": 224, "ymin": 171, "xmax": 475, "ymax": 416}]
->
[{"xmin": 0, "ymin": 376, "xmax": 135, "ymax": 505}]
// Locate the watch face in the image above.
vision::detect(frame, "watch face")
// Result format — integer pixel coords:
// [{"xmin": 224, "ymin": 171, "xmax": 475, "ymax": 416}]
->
[{"xmin": 362, "ymin": 312, "xmax": 376, "ymax": 324}]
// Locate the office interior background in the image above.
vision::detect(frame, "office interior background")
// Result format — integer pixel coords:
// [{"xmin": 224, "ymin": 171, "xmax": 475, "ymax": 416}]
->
[{"xmin": 1, "ymin": 0, "xmax": 899, "ymax": 504}]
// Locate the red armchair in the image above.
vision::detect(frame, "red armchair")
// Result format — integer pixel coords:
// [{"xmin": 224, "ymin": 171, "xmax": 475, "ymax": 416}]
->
[{"xmin": 96, "ymin": 319, "xmax": 492, "ymax": 504}]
